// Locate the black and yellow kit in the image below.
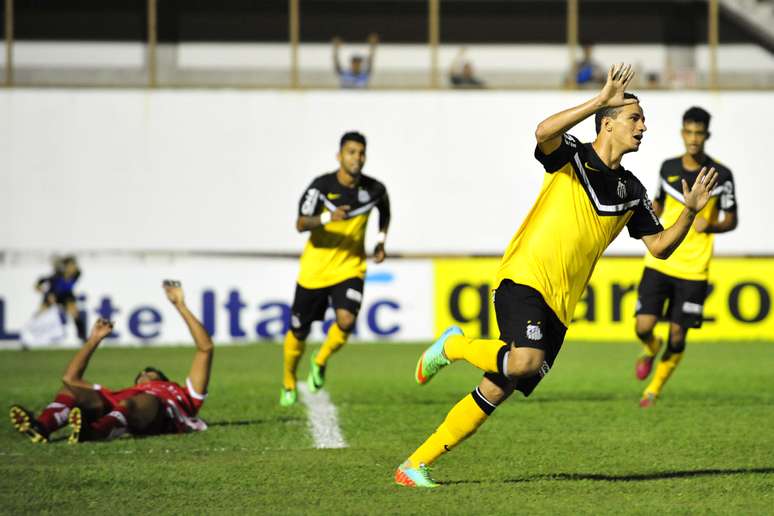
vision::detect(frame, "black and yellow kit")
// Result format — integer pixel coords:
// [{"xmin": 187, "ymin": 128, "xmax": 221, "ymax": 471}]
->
[
  {"xmin": 637, "ymin": 156, "xmax": 736, "ymax": 327},
  {"xmin": 291, "ymin": 171, "xmax": 390, "ymax": 331},
  {"xmin": 496, "ymin": 134, "xmax": 664, "ymax": 329}
]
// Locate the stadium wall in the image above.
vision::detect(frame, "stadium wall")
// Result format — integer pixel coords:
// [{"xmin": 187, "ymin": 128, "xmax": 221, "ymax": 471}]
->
[
  {"xmin": 1, "ymin": 256, "xmax": 772, "ymax": 346},
  {"xmin": 1, "ymin": 88, "xmax": 771, "ymax": 256}
]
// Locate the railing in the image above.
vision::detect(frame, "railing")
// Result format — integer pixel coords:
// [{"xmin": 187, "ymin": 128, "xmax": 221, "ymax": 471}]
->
[{"xmin": 2, "ymin": 0, "xmax": 772, "ymax": 90}]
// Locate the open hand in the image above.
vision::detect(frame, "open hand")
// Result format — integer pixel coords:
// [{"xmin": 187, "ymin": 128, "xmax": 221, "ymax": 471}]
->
[
  {"xmin": 682, "ymin": 167, "xmax": 718, "ymax": 215},
  {"xmin": 598, "ymin": 63, "xmax": 637, "ymax": 108}
]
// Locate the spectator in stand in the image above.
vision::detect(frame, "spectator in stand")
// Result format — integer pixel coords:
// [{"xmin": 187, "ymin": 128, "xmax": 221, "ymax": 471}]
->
[
  {"xmin": 333, "ymin": 33, "xmax": 379, "ymax": 88},
  {"xmin": 449, "ymin": 48, "xmax": 485, "ymax": 89},
  {"xmin": 574, "ymin": 44, "xmax": 605, "ymax": 87}
]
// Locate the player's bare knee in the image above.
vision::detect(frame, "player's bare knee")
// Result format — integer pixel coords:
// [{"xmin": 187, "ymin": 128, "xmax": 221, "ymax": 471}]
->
[
  {"xmin": 506, "ymin": 347, "xmax": 544, "ymax": 378},
  {"xmin": 335, "ymin": 313, "xmax": 356, "ymax": 333},
  {"xmin": 478, "ymin": 378, "xmax": 512, "ymax": 405}
]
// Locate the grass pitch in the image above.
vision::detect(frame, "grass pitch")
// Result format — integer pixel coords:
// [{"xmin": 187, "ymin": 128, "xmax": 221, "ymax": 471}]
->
[{"xmin": 1, "ymin": 341, "xmax": 773, "ymax": 515}]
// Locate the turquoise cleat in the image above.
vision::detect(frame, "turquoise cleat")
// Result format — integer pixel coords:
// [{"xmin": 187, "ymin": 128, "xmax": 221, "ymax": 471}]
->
[
  {"xmin": 394, "ymin": 461, "xmax": 440, "ymax": 488},
  {"xmin": 415, "ymin": 326, "xmax": 463, "ymax": 385}
]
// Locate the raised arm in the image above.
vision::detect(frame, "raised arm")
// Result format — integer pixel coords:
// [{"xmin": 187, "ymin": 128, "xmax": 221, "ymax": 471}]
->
[
  {"xmin": 163, "ymin": 280, "xmax": 213, "ymax": 396},
  {"xmin": 642, "ymin": 167, "xmax": 719, "ymax": 259},
  {"xmin": 365, "ymin": 33, "xmax": 379, "ymax": 74},
  {"xmin": 535, "ymin": 63, "xmax": 636, "ymax": 155},
  {"xmin": 694, "ymin": 210, "xmax": 737, "ymax": 234},
  {"xmin": 61, "ymin": 318, "xmax": 114, "ymax": 390},
  {"xmin": 332, "ymin": 36, "xmax": 343, "ymax": 74}
]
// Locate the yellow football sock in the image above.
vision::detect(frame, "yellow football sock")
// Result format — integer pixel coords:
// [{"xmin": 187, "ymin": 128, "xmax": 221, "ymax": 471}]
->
[
  {"xmin": 641, "ymin": 335, "xmax": 663, "ymax": 357},
  {"xmin": 644, "ymin": 352, "xmax": 683, "ymax": 397},
  {"xmin": 443, "ymin": 335, "xmax": 504, "ymax": 373},
  {"xmin": 315, "ymin": 323, "xmax": 350, "ymax": 366},
  {"xmin": 407, "ymin": 393, "xmax": 490, "ymax": 468},
  {"xmin": 282, "ymin": 331, "xmax": 305, "ymax": 390}
]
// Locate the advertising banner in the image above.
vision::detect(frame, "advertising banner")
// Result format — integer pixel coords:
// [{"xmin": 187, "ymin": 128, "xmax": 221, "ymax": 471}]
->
[
  {"xmin": 0, "ymin": 258, "xmax": 433, "ymax": 346},
  {"xmin": 434, "ymin": 257, "xmax": 774, "ymax": 342}
]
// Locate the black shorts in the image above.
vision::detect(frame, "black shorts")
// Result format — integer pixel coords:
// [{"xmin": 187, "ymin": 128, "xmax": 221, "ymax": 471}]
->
[
  {"xmin": 484, "ymin": 280, "xmax": 568, "ymax": 397},
  {"xmin": 636, "ymin": 267, "xmax": 708, "ymax": 329},
  {"xmin": 290, "ymin": 277, "xmax": 365, "ymax": 334}
]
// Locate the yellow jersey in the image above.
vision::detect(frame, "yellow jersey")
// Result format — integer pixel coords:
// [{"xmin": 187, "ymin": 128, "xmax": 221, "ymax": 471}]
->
[
  {"xmin": 496, "ymin": 134, "xmax": 663, "ymax": 326},
  {"xmin": 296, "ymin": 172, "xmax": 390, "ymax": 289},
  {"xmin": 643, "ymin": 156, "xmax": 736, "ymax": 281}
]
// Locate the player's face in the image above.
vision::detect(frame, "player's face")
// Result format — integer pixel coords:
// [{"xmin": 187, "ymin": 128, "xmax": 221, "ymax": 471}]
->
[
  {"xmin": 610, "ymin": 103, "xmax": 646, "ymax": 154},
  {"xmin": 338, "ymin": 141, "xmax": 366, "ymax": 176},
  {"xmin": 681, "ymin": 121, "xmax": 708, "ymax": 157},
  {"xmin": 135, "ymin": 370, "xmax": 161, "ymax": 385}
]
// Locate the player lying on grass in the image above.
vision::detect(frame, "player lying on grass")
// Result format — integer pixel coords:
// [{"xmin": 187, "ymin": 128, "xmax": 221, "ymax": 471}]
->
[
  {"xmin": 395, "ymin": 63, "xmax": 719, "ymax": 487},
  {"xmin": 9, "ymin": 280, "xmax": 214, "ymax": 443}
]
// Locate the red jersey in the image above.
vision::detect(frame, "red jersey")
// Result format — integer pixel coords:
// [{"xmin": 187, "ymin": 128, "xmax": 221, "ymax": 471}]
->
[{"xmin": 94, "ymin": 378, "xmax": 207, "ymax": 433}]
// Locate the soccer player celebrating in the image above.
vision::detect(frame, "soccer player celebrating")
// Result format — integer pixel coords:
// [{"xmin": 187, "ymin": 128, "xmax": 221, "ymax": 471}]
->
[
  {"xmin": 634, "ymin": 107, "xmax": 737, "ymax": 407},
  {"xmin": 9, "ymin": 280, "xmax": 213, "ymax": 443},
  {"xmin": 280, "ymin": 131, "xmax": 390, "ymax": 406},
  {"xmin": 395, "ymin": 64, "xmax": 719, "ymax": 488}
]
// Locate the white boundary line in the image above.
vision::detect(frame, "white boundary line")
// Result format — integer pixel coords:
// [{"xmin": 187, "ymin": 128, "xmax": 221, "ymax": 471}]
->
[{"xmin": 297, "ymin": 383, "xmax": 347, "ymax": 449}]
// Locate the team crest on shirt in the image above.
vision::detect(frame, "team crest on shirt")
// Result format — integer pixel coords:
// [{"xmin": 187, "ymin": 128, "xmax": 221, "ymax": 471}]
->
[
  {"xmin": 525, "ymin": 321, "xmax": 543, "ymax": 341},
  {"xmin": 358, "ymin": 189, "xmax": 371, "ymax": 203},
  {"xmin": 617, "ymin": 179, "xmax": 627, "ymax": 199}
]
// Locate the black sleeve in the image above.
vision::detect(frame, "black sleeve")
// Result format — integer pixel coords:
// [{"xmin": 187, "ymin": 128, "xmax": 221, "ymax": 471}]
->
[
  {"xmin": 627, "ymin": 192, "xmax": 664, "ymax": 239},
  {"xmin": 654, "ymin": 164, "xmax": 666, "ymax": 205},
  {"xmin": 534, "ymin": 134, "xmax": 582, "ymax": 173},
  {"xmin": 298, "ymin": 179, "xmax": 324, "ymax": 217},
  {"xmin": 377, "ymin": 188, "xmax": 391, "ymax": 231},
  {"xmin": 36, "ymin": 275, "xmax": 52, "ymax": 288},
  {"xmin": 718, "ymin": 170, "xmax": 737, "ymax": 212}
]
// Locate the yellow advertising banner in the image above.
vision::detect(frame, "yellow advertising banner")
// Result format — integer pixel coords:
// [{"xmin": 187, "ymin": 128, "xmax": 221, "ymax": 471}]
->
[{"xmin": 434, "ymin": 257, "xmax": 774, "ymax": 341}]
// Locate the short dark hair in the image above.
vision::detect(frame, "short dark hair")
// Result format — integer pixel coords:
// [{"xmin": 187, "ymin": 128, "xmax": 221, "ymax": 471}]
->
[
  {"xmin": 683, "ymin": 106, "xmax": 711, "ymax": 129},
  {"xmin": 134, "ymin": 366, "xmax": 169, "ymax": 384},
  {"xmin": 594, "ymin": 93, "xmax": 640, "ymax": 134},
  {"xmin": 340, "ymin": 131, "xmax": 367, "ymax": 150}
]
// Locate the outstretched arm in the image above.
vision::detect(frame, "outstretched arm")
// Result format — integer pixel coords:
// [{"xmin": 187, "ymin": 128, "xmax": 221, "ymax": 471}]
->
[
  {"xmin": 642, "ymin": 167, "xmax": 719, "ymax": 259},
  {"xmin": 61, "ymin": 318, "xmax": 114, "ymax": 390},
  {"xmin": 332, "ymin": 36, "xmax": 343, "ymax": 74},
  {"xmin": 365, "ymin": 33, "xmax": 379, "ymax": 74},
  {"xmin": 163, "ymin": 280, "xmax": 213, "ymax": 396},
  {"xmin": 535, "ymin": 63, "xmax": 636, "ymax": 155}
]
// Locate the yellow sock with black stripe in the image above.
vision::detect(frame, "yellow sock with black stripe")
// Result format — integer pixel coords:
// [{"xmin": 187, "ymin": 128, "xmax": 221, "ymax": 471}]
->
[
  {"xmin": 443, "ymin": 335, "xmax": 509, "ymax": 374},
  {"xmin": 407, "ymin": 388, "xmax": 495, "ymax": 468},
  {"xmin": 282, "ymin": 331, "xmax": 305, "ymax": 390},
  {"xmin": 644, "ymin": 351, "xmax": 683, "ymax": 397},
  {"xmin": 316, "ymin": 323, "xmax": 350, "ymax": 366}
]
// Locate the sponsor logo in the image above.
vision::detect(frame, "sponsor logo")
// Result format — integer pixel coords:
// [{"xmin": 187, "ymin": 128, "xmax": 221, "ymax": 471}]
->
[
  {"xmin": 327, "ymin": 193, "xmax": 341, "ymax": 200},
  {"xmin": 346, "ymin": 288, "xmax": 363, "ymax": 304},
  {"xmin": 584, "ymin": 162, "xmax": 600, "ymax": 172},
  {"xmin": 682, "ymin": 301, "xmax": 703, "ymax": 315},
  {"xmin": 667, "ymin": 175, "xmax": 681, "ymax": 183}
]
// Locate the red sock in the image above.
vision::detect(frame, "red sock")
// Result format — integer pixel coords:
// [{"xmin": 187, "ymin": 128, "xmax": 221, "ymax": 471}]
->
[
  {"xmin": 37, "ymin": 394, "xmax": 76, "ymax": 434},
  {"xmin": 90, "ymin": 406, "xmax": 129, "ymax": 440}
]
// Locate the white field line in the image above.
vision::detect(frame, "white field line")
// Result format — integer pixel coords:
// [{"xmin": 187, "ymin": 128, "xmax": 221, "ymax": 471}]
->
[{"xmin": 297, "ymin": 383, "xmax": 347, "ymax": 449}]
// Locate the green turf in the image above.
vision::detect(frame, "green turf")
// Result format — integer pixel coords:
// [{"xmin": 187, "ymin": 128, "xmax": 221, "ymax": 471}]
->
[{"xmin": 1, "ymin": 341, "xmax": 773, "ymax": 515}]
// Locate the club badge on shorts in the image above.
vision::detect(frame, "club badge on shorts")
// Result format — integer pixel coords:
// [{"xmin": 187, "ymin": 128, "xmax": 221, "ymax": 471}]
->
[{"xmin": 526, "ymin": 320, "xmax": 543, "ymax": 341}]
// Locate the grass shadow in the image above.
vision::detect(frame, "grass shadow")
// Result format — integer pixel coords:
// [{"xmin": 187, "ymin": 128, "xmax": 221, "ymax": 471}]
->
[{"xmin": 445, "ymin": 467, "xmax": 774, "ymax": 485}]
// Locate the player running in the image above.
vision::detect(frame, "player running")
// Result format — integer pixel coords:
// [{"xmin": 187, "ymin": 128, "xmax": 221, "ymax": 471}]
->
[
  {"xmin": 9, "ymin": 280, "xmax": 213, "ymax": 443},
  {"xmin": 395, "ymin": 63, "xmax": 719, "ymax": 487},
  {"xmin": 280, "ymin": 131, "xmax": 390, "ymax": 406},
  {"xmin": 634, "ymin": 106, "xmax": 738, "ymax": 407}
]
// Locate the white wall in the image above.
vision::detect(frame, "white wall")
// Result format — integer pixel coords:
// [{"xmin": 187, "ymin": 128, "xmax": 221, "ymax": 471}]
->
[{"xmin": 1, "ymin": 89, "xmax": 771, "ymax": 255}]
